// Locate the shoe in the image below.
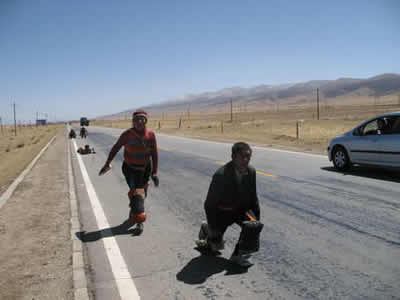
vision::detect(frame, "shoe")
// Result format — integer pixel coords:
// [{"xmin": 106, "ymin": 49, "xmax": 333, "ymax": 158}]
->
[
  {"xmin": 195, "ymin": 239, "xmax": 208, "ymax": 248},
  {"xmin": 230, "ymin": 253, "xmax": 253, "ymax": 268},
  {"xmin": 194, "ymin": 240, "xmax": 222, "ymax": 256},
  {"xmin": 198, "ymin": 221, "xmax": 208, "ymax": 240},
  {"xmin": 135, "ymin": 223, "xmax": 144, "ymax": 234}
]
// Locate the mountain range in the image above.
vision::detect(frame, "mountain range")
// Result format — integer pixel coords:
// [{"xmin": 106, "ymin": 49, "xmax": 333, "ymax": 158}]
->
[{"xmin": 102, "ymin": 73, "xmax": 400, "ymax": 118}]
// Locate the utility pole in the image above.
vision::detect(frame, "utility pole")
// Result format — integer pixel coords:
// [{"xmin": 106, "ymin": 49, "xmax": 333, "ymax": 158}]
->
[
  {"xmin": 317, "ymin": 88, "xmax": 320, "ymax": 120},
  {"xmin": 13, "ymin": 103, "xmax": 17, "ymax": 136},
  {"xmin": 230, "ymin": 99, "xmax": 233, "ymax": 122},
  {"xmin": 0, "ymin": 116, "xmax": 3, "ymax": 135},
  {"xmin": 187, "ymin": 103, "xmax": 191, "ymax": 120},
  {"xmin": 36, "ymin": 111, "xmax": 39, "ymax": 126}
]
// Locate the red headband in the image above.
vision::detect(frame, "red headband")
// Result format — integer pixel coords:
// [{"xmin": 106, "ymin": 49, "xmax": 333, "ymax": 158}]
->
[{"xmin": 133, "ymin": 110, "xmax": 148, "ymax": 119}]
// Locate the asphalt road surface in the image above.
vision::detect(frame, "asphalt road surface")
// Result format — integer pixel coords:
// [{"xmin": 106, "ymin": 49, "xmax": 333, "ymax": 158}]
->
[{"xmin": 71, "ymin": 126, "xmax": 400, "ymax": 300}]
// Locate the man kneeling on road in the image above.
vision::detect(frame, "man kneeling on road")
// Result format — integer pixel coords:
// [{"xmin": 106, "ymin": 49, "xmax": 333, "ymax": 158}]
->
[
  {"xmin": 196, "ymin": 142, "xmax": 263, "ymax": 267},
  {"xmin": 99, "ymin": 110, "xmax": 159, "ymax": 234}
]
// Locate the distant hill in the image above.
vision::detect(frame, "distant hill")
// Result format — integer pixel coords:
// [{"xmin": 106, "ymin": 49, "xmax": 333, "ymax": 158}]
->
[{"xmin": 99, "ymin": 73, "xmax": 400, "ymax": 119}]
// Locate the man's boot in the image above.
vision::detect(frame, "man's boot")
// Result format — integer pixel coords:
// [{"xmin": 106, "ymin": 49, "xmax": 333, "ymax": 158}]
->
[
  {"xmin": 135, "ymin": 223, "xmax": 144, "ymax": 234},
  {"xmin": 230, "ymin": 251, "xmax": 253, "ymax": 268},
  {"xmin": 195, "ymin": 221, "xmax": 208, "ymax": 248}
]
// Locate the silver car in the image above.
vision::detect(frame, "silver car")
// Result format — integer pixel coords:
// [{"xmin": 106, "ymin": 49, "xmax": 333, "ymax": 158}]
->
[{"xmin": 328, "ymin": 111, "xmax": 400, "ymax": 171}]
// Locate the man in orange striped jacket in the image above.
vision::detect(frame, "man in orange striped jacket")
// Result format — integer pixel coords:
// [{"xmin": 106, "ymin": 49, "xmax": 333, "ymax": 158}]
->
[{"xmin": 99, "ymin": 110, "xmax": 159, "ymax": 234}]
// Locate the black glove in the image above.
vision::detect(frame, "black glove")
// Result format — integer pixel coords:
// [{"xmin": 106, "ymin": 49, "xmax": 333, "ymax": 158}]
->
[
  {"xmin": 99, "ymin": 163, "xmax": 112, "ymax": 176},
  {"xmin": 151, "ymin": 174, "xmax": 159, "ymax": 187}
]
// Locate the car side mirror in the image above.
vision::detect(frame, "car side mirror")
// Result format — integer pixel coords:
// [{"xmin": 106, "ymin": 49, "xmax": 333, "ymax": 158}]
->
[{"xmin": 353, "ymin": 128, "xmax": 361, "ymax": 136}]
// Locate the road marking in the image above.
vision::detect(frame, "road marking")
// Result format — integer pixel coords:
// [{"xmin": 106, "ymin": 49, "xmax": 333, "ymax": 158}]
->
[
  {"xmin": 72, "ymin": 140, "xmax": 140, "ymax": 300},
  {"xmin": 257, "ymin": 170, "xmax": 279, "ymax": 178},
  {"xmin": 158, "ymin": 146, "xmax": 169, "ymax": 151},
  {"xmin": 253, "ymin": 145, "xmax": 326, "ymax": 158},
  {"xmin": 215, "ymin": 161, "xmax": 279, "ymax": 178},
  {"xmin": 159, "ymin": 145, "xmax": 280, "ymax": 179},
  {"xmin": 68, "ymin": 136, "xmax": 90, "ymax": 300},
  {"xmin": 157, "ymin": 133, "xmax": 326, "ymax": 157}
]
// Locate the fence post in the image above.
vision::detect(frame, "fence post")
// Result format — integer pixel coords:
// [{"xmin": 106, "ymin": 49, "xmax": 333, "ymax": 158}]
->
[
  {"xmin": 221, "ymin": 121, "xmax": 223, "ymax": 133},
  {"xmin": 296, "ymin": 120, "xmax": 304, "ymax": 139},
  {"xmin": 158, "ymin": 121, "xmax": 161, "ymax": 130}
]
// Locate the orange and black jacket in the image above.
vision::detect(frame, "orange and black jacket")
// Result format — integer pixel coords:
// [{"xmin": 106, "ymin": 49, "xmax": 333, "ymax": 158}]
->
[
  {"xmin": 106, "ymin": 128, "xmax": 158, "ymax": 174},
  {"xmin": 204, "ymin": 161, "xmax": 260, "ymax": 228}
]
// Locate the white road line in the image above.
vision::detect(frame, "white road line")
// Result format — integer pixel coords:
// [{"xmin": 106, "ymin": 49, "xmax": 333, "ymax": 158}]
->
[
  {"xmin": 72, "ymin": 140, "xmax": 140, "ymax": 300},
  {"xmin": 68, "ymin": 137, "xmax": 90, "ymax": 300},
  {"xmin": 157, "ymin": 133, "xmax": 326, "ymax": 158},
  {"xmin": 253, "ymin": 145, "xmax": 326, "ymax": 158}
]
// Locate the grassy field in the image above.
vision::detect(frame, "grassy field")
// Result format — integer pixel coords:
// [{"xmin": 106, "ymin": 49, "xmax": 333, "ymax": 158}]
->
[
  {"xmin": 92, "ymin": 102, "xmax": 400, "ymax": 154},
  {"xmin": 0, "ymin": 124, "xmax": 64, "ymax": 194}
]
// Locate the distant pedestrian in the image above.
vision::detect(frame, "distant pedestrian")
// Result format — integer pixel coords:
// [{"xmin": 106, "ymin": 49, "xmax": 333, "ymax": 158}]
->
[
  {"xmin": 69, "ymin": 129, "xmax": 76, "ymax": 139},
  {"xmin": 80, "ymin": 127, "xmax": 87, "ymax": 138},
  {"xmin": 99, "ymin": 110, "xmax": 159, "ymax": 234}
]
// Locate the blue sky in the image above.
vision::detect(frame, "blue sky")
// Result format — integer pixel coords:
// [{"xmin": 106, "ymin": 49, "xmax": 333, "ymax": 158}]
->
[{"xmin": 1, "ymin": 0, "xmax": 399, "ymax": 123}]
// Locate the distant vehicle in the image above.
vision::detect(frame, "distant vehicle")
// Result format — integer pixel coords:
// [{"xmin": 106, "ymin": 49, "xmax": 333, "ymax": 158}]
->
[
  {"xmin": 80, "ymin": 117, "xmax": 90, "ymax": 126},
  {"xmin": 328, "ymin": 112, "xmax": 400, "ymax": 171},
  {"xmin": 36, "ymin": 119, "xmax": 47, "ymax": 126}
]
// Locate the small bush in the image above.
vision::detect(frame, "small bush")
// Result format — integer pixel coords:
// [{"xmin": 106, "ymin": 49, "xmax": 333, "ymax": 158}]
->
[{"xmin": 17, "ymin": 143, "xmax": 25, "ymax": 148}]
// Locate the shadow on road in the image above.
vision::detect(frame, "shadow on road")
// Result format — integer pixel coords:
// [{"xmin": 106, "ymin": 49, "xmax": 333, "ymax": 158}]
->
[
  {"xmin": 321, "ymin": 166, "xmax": 400, "ymax": 183},
  {"xmin": 76, "ymin": 219, "xmax": 141, "ymax": 242},
  {"xmin": 176, "ymin": 248, "xmax": 249, "ymax": 284}
]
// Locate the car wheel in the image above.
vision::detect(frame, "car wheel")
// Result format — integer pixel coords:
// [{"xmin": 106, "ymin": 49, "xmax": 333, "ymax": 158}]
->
[{"xmin": 332, "ymin": 146, "xmax": 351, "ymax": 171}]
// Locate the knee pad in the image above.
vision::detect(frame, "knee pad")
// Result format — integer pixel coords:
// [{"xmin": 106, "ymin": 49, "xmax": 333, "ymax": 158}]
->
[
  {"xmin": 130, "ymin": 212, "xmax": 147, "ymax": 224},
  {"xmin": 238, "ymin": 220, "xmax": 264, "ymax": 253},
  {"xmin": 128, "ymin": 188, "xmax": 146, "ymax": 224},
  {"xmin": 128, "ymin": 188, "xmax": 146, "ymax": 199}
]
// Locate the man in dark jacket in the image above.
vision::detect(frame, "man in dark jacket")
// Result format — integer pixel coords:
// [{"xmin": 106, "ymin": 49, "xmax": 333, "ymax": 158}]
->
[{"xmin": 196, "ymin": 142, "xmax": 262, "ymax": 267}]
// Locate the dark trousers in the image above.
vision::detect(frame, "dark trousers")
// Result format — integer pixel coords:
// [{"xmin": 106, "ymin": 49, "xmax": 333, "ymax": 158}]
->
[
  {"xmin": 208, "ymin": 210, "xmax": 255, "ymax": 255},
  {"xmin": 122, "ymin": 162, "xmax": 150, "ymax": 214}
]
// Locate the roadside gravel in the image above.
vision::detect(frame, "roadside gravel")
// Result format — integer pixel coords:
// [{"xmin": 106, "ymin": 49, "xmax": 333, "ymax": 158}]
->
[{"xmin": 0, "ymin": 132, "xmax": 73, "ymax": 300}]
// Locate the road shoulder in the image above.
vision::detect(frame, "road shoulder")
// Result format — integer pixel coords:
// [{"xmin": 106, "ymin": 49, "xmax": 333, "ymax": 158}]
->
[{"xmin": 0, "ymin": 131, "xmax": 73, "ymax": 299}]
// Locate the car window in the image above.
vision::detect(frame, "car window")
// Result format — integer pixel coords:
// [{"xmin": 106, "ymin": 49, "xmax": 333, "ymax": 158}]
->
[
  {"xmin": 362, "ymin": 120, "xmax": 379, "ymax": 135},
  {"xmin": 389, "ymin": 116, "xmax": 400, "ymax": 134}
]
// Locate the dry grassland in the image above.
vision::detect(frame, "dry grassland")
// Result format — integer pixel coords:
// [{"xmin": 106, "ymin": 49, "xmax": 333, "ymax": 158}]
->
[
  {"xmin": 0, "ymin": 125, "xmax": 63, "ymax": 194},
  {"xmin": 93, "ymin": 102, "xmax": 400, "ymax": 155}
]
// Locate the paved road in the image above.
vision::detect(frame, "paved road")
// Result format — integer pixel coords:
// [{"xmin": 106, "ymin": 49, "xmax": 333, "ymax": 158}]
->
[{"xmin": 71, "ymin": 126, "xmax": 400, "ymax": 300}]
